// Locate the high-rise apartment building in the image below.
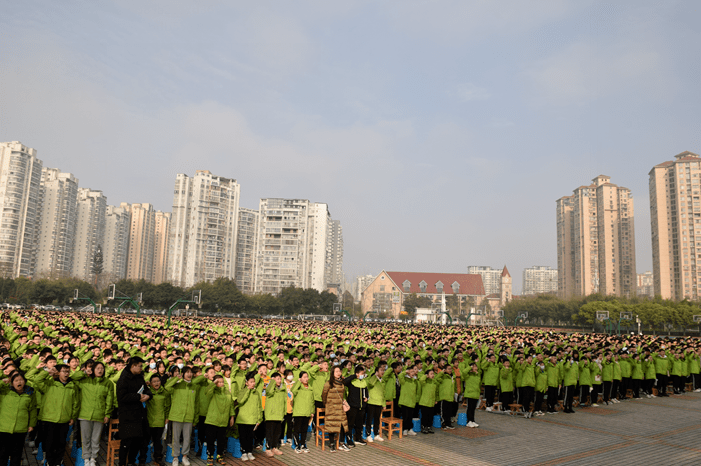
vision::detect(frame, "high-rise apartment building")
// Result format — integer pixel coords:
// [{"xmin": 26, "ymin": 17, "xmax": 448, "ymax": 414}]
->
[
  {"xmin": 36, "ymin": 168, "xmax": 78, "ymax": 278},
  {"xmin": 169, "ymin": 171, "xmax": 240, "ymax": 288},
  {"xmin": 0, "ymin": 142, "xmax": 43, "ymax": 278},
  {"xmin": 153, "ymin": 211, "xmax": 171, "ymax": 285},
  {"xmin": 466, "ymin": 266, "xmax": 503, "ymax": 295},
  {"xmin": 103, "ymin": 205, "xmax": 130, "ymax": 281},
  {"xmin": 253, "ymin": 199, "xmax": 339, "ymax": 295},
  {"xmin": 637, "ymin": 271, "xmax": 654, "ymax": 298},
  {"xmin": 649, "ymin": 151, "xmax": 701, "ymax": 300},
  {"xmin": 72, "ymin": 188, "xmax": 107, "ymax": 283},
  {"xmin": 235, "ymin": 207, "xmax": 259, "ymax": 294},
  {"xmin": 122, "ymin": 203, "xmax": 156, "ymax": 282},
  {"xmin": 557, "ymin": 175, "xmax": 636, "ymax": 299},
  {"xmin": 326, "ymin": 219, "xmax": 344, "ymax": 288},
  {"xmin": 522, "ymin": 266, "xmax": 558, "ymax": 296},
  {"xmin": 355, "ymin": 274, "xmax": 375, "ymax": 301}
]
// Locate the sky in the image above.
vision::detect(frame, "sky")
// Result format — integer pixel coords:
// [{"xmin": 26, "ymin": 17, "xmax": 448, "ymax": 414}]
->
[{"xmin": 1, "ymin": 1, "xmax": 700, "ymax": 294}]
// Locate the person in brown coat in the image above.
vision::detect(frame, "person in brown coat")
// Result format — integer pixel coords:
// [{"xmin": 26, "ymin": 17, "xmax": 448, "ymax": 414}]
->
[{"xmin": 322, "ymin": 366, "xmax": 350, "ymax": 452}]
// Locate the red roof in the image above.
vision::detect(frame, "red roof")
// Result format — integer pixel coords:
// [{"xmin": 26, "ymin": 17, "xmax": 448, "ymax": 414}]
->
[
  {"xmin": 385, "ymin": 271, "xmax": 485, "ymax": 296},
  {"xmin": 501, "ymin": 265, "xmax": 510, "ymax": 277}
]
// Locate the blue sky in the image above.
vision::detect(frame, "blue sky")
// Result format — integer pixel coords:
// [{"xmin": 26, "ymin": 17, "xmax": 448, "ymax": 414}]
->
[{"xmin": 1, "ymin": 1, "xmax": 700, "ymax": 293}]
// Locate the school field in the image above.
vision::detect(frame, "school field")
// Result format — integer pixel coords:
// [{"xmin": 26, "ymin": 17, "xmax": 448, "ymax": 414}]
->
[{"xmin": 30, "ymin": 390, "xmax": 701, "ymax": 466}]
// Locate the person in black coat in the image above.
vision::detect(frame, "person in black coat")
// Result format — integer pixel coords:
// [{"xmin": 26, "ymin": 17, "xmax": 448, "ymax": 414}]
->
[{"xmin": 117, "ymin": 357, "xmax": 152, "ymax": 466}]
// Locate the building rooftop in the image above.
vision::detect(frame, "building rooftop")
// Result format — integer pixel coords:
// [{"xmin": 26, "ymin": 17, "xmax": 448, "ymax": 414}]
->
[{"xmin": 385, "ymin": 271, "xmax": 486, "ymax": 296}]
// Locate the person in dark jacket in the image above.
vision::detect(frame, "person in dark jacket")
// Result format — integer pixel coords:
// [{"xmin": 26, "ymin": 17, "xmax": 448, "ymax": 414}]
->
[
  {"xmin": 343, "ymin": 365, "xmax": 368, "ymax": 446},
  {"xmin": 117, "ymin": 357, "xmax": 152, "ymax": 466}
]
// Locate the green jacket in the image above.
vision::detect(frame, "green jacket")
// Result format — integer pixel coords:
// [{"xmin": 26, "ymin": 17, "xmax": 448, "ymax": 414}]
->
[
  {"xmin": 263, "ymin": 382, "xmax": 285, "ymax": 422},
  {"xmin": 204, "ymin": 384, "xmax": 234, "ymax": 428},
  {"xmin": 562, "ymin": 361, "xmax": 579, "ymax": 386},
  {"xmin": 630, "ymin": 359, "xmax": 643, "ymax": 380},
  {"xmin": 578, "ymin": 360, "xmax": 592, "ymax": 386},
  {"xmin": 545, "ymin": 361, "xmax": 561, "ymax": 388},
  {"xmin": 602, "ymin": 360, "xmax": 614, "ymax": 382},
  {"xmin": 383, "ymin": 371, "xmax": 398, "ymax": 402},
  {"xmin": 619, "ymin": 358, "xmax": 632, "ymax": 378},
  {"xmin": 516, "ymin": 361, "xmax": 536, "ymax": 388},
  {"xmin": 194, "ymin": 376, "xmax": 213, "ymax": 419},
  {"xmin": 418, "ymin": 376, "xmax": 438, "ymax": 407},
  {"xmin": 463, "ymin": 369, "xmax": 481, "ymax": 399},
  {"xmin": 499, "ymin": 366, "xmax": 514, "ymax": 392},
  {"xmin": 308, "ymin": 366, "xmax": 330, "ymax": 403},
  {"xmin": 653, "ymin": 354, "xmax": 669, "ymax": 374},
  {"xmin": 164, "ymin": 377, "xmax": 199, "ymax": 424},
  {"xmin": 33, "ymin": 370, "xmax": 80, "ymax": 423},
  {"xmin": 366, "ymin": 372, "xmax": 388, "ymax": 406},
  {"xmin": 236, "ymin": 388, "xmax": 263, "ymax": 425},
  {"xmin": 71, "ymin": 371, "xmax": 114, "ymax": 422},
  {"xmin": 535, "ymin": 363, "xmax": 548, "ymax": 392},
  {"xmin": 397, "ymin": 373, "xmax": 420, "ymax": 408},
  {"xmin": 481, "ymin": 360, "xmax": 499, "ymax": 386},
  {"xmin": 147, "ymin": 386, "xmax": 170, "ymax": 428},
  {"xmin": 436, "ymin": 372, "xmax": 457, "ymax": 402},
  {"xmin": 589, "ymin": 361, "xmax": 602, "ymax": 386},
  {"xmin": 0, "ymin": 382, "xmax": 37, "ymax": 433},
  {"xmin": 291, "ymin": 381, "xmax": 315, "ymax": 417}
]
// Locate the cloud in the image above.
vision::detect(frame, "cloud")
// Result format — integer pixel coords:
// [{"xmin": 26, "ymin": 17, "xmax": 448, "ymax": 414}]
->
[
  {"xmin": 454, "ymin": 83, "xmax": 491, "ymax": 102},
  {"xmin": 523, "ymin": 39, "xmax": 673, "ymax": 106}
]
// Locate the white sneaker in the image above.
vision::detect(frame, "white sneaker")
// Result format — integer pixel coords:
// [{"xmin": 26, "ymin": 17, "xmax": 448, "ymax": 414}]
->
[
  {"xmin": 366, "ymin": 436, "xmax": 373, "ymax": 443},
  {"xmin": 467, "ymin": 421, "xmax": 475, "ymax": 428},
  {"xmin": 173, "ymin": 458, "xmax": 179, "ymax": 466},
  {"xmin": 408, "ymin": 429, "xmax": 417, "ymax": 436},
  {"xmin": 485, "ymin": 407, "xmax": 493, "ymax": 412},
  {"xmin": 403, "ymin": 430, "xmax": 408, "ymax": 436},
  {"xmin": 241, "ymin": 453, "xmax": 248, "ymax": 462},
  {"xmin": 248, "ymin": 452, "xmax": 255, "ymax": 461},
  {"xmin": 374, "ymin": 436, "xmax": 384, "ymax": 442},
  {"xmin": 181, "ymin": 457, "xmax": 190, "ymax": 466},
  {"xmin": 591, "ymin": 403, "xmax": 599, "ymax": 407}
]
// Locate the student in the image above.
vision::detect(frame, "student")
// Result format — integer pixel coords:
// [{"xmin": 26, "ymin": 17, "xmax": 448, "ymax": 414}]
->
[
  {"xmin": 116, "ymin": 357, "xmax": 153, "ymax": 466},
  {"xmin": 203, "ymin": 375, "xmax": 234, "ymax": 466},
  {"xmin": 291, "ymin": 371, "xmax": 314, "ymax": 453},
  {"xmin": 194, "ymin": 366, "xmax": 215, "ymax": 455},
  {"xmin": 561, "ymin": 354, "xmax": 578, "ymax": 413},
  {"xmin": 322, "ymin": 366, "xmax": 351, "ymax": 452},
  {"xmin": 264, "ymin": 372, "xmax": 285, "ymax": 457},
  {"xmin": 653, "ymin": 348, "xmax": 670, "ymax": 397},
  {"xmin": 282, "ymin": 369, "xmax": 295, "ymax": 445},
  {"xmin": 590, "ymin": 354, "xmax": 603, "ymax": 406},
  {"xmin": 397, "ymin": 365, "xmax": 420, "ymax": 437},
  {"xmin": 481, "ymin": 354, "xmax": 499, "ymax": 412},
  {"xmin": 578, "ymin": 351, "xmax": 592, "ymax": 407},
  {"xmin": 516, "ymin": 354, "xmax": 536, "ymax": 418},
  {"xmin": 164, "ymin": 366, "xmax": 199, "ymax": 466},
  {"xmin": 545, "ymin": 353, "xmax": 561, "ymax": 413},
  {"xmin": 32, "ymin": 363, "xmax": 80, "ymax": 466},
  {"xmin": 237, "ymin": 372, "xmax": 262, "ymax": 461},
  {"xmin": 534, "ymin": 355, "xmax": 548, "ymax": 415},
  {"xmin": 418, "ymin": 369, "xmax": 438, "ymax": 434},
  {"xmin": 365, "ymin": 362, "xmax": 389, "ymax": 440},
  {"xmin": 0, "ymin": 373, "xmax": 37, "ymax": 466},
  {"xmin": 343, "ymin": 365, "xmax": 369, "ymax": 446},
  {"xmin": 143, "ymin": 374, "xmax": 170, "ymax": 466},
  {"xmin": 71, "ymin": 361, "xmax": 114, "ymax": 466},
  {"xmin": 602, "ymin": 352, "xmax": 615, "ymax": 404},
  {"xmin": 463, "ymin": 358, "xmax": 481, "ymax": 427},
  {"xmin": 436, "ymin": 363, "xmax": 457, "ymax": 429}
]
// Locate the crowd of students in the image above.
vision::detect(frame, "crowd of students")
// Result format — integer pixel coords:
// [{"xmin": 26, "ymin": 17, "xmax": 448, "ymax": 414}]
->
[{"xmin": 0, "ymin": 309, "xmax": 700, "ymax": 466}]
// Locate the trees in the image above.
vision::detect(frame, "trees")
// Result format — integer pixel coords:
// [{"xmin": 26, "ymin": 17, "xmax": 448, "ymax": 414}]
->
[{"xmin": 401, "ymin": 293, "xmax": 432, "ymax": 318}]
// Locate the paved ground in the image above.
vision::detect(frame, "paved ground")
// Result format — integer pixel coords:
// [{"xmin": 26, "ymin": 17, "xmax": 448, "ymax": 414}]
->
[{"xmin": 30, "ymin": 391, "xmax": 701, "ymax": 466}]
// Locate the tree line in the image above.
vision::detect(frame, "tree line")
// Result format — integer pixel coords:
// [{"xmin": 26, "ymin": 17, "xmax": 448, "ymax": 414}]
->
[
  {"xmin": 0, "ymin": 276, "xmax": 346, "ymax": 316},
  {"xmin": 502, "ymin": 293, "xmax": 701, "ymax": 332}
]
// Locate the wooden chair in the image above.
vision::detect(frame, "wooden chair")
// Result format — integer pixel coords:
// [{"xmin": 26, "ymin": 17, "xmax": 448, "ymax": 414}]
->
[
  {"xmin": 314, "ymin": 408, "xmax": 339, "ymax": 451},
  {"xmin": 106, "ymin": 419, "xmax": 120, "ymax": 466},
  {"xmin": 508, "ymin": 403, "xmax": 522, "ymax": 415},
  {"xmin": 380, "ymin": 401, "xmax": 402, "ymax": 440}
]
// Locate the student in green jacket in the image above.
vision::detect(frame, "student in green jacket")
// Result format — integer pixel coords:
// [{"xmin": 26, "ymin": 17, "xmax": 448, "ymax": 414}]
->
[
  {"xmin": 516, "ymin": 354, "xmax": 536, "ymax": 418},
  {"xmin": 33, "ymin": 364, "xmax": 79, "ymax": 466},
  {"xmin": 398, "ymin": 365, "xmax": 420, "ymax": 436},
  {"xmin": 143, "ymin": 374, "xmax": 170, "ymax": 466},
  {"xmin": 435, "ymin": 362, "xmax": 458, "ymax": 430},
  {"xmin": 0, "ymin": 373, "xmax": 37, "ymax": 466},
  {"xmin": 237, "ymin": 373, "xmax": 263, "ymax": 461},
  {"xmin": 164, "ymin": 366, "xmax": 199, "ymax": 466},
  {"xmin": 417, "ymin": 369, "xmax": 438, "ymax": 434},
  {"xmin": 498, "ymin": 357, "xmax": 514, "ymax": 412},
  {"xmin": 203, "ymin": 375, "xmax": 234, "ymax": 466},
  {"xmin": 365, "ymin": 362, "xmax": 389, "ymax": 440},
  {"xmin": 72, "ymin": 361, "xmax": 114, "ymax": 466},
  {"xmin": 462, "ymin": 357, "xmax": 481, "ymax": 428},
  {"xmin": 264, "ymin": 372, "xmax": 285, "ymax": 457},
  {"xmin": 291, "ymin": 372, "xmax": 314, "ymax": 453}
]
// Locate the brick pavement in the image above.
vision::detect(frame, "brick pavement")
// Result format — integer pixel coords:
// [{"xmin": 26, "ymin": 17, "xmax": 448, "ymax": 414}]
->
[{"xmin": 26, "ymin": 391, "xmax": 701, "ymax": 466}]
